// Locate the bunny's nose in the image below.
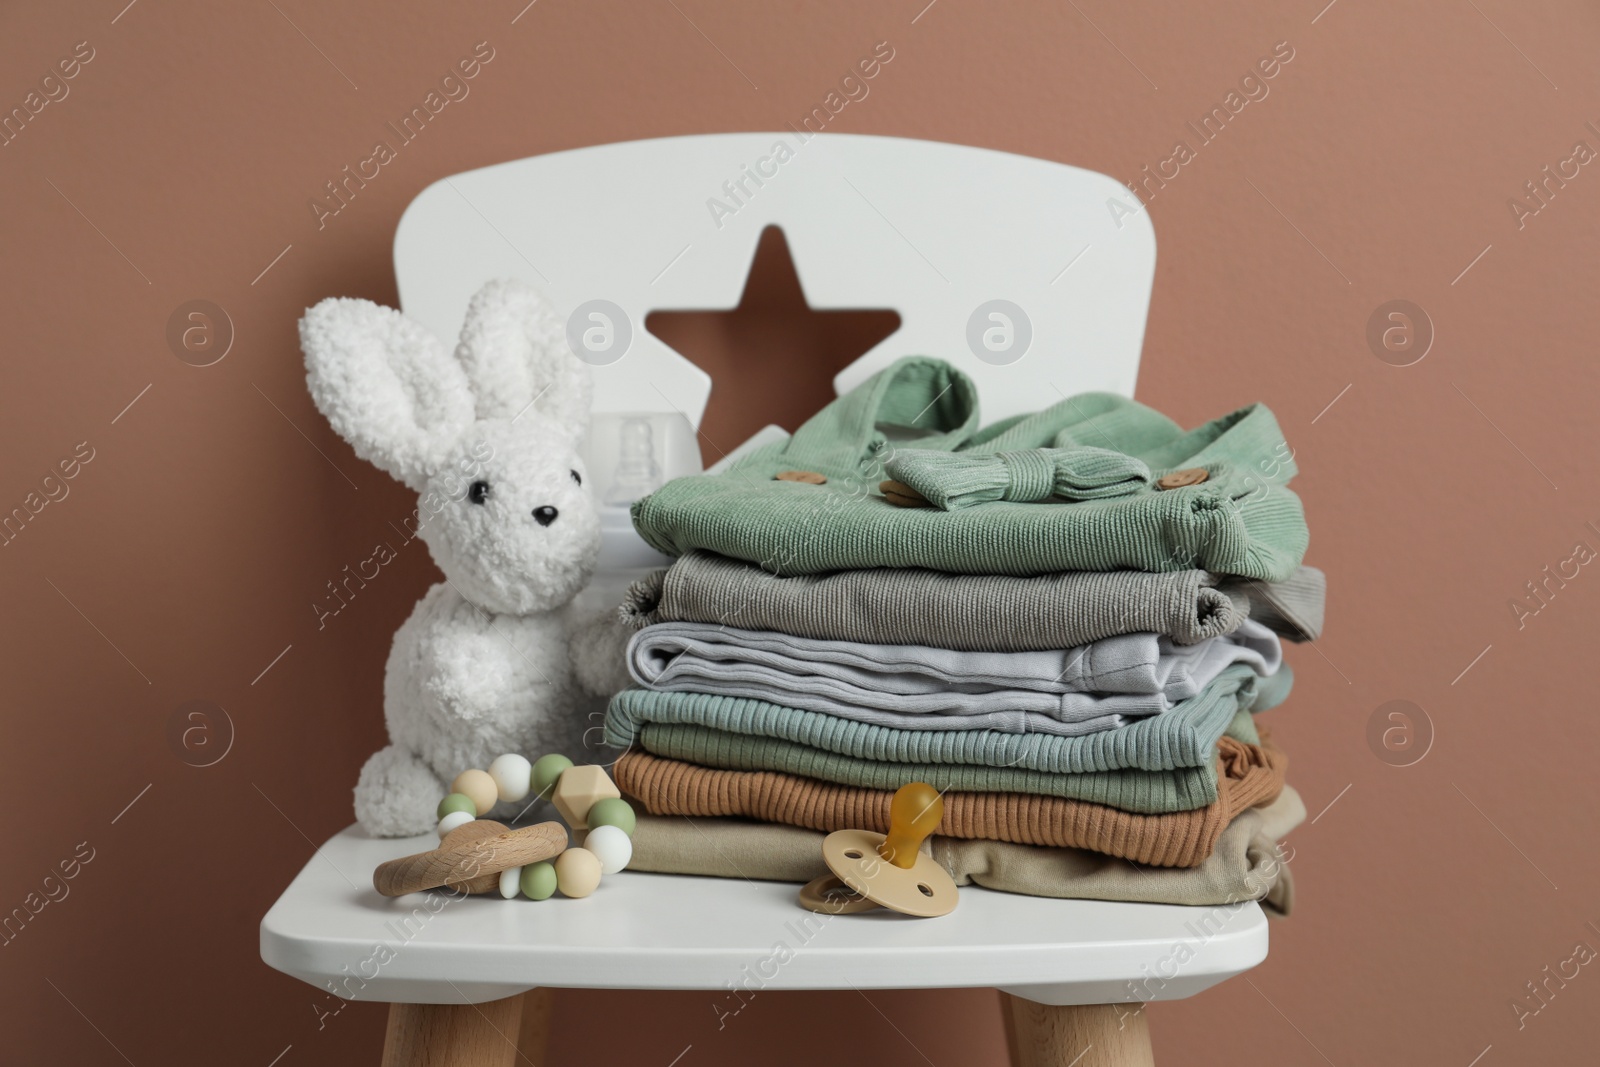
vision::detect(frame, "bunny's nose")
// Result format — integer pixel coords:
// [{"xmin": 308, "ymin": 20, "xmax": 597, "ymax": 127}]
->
[{"xmin": 532, "ymin": 506, "xmax": 559, "ymax": 527}]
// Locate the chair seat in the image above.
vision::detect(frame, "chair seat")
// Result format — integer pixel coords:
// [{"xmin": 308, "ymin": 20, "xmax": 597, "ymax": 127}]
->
[{"xmin": 260, "ymin": 825, "xmax": 1267, "ymax": 1006}]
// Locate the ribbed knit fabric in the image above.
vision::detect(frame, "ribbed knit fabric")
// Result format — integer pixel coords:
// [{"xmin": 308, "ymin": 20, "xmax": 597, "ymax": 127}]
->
[
  {"xmin": 625, "ymin": 785, "xmax": 1304, "ymax": 911},
  {"xmin": 623, "ymin": 620, "xmax": 1280, "ymax": 735},
  {"xmin": 884, "ymin": 445, "xmax": 1151, "ymax": 508},
  {"xmin": 630, "ymin": 357, "xmax": 1308, "ymax": 580},
  {"xmin": 619, "ymin": 550, "xmax": 1326, "ymax": 648},
  {"xmin": 613, "ymin": 732, "xmax": 1285, "ymax": 867},
  {"xmin": 1224, "ymin": 567, "xmax": 1326, "ymax": 646},
  {"xmin": 604, "ymin": 663, "xmax": 1283, "ymax": 774},
  {"xmin": 636, "ymin": 722, "xmax": 1220, "ymax": 813}
]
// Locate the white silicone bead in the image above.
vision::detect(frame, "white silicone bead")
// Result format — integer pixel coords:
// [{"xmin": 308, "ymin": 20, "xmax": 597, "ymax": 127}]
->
[
  {"xmin": 488, "ymin": 754, "xmax": 533, "ymax": 803},
  {"xmin": 583, "ymin": 824, "xmax": 633, "ymax": 874},
  {"xmin": 499, "ymin": 866, "xmax": 523, "ymax": 900},
  {"xmin": 554, "ymin": 848, "xmax": 603, "ymax": 898},
  {"xmin": 437, "ymin": 810, "xmax": 475, "ymax": 838}
]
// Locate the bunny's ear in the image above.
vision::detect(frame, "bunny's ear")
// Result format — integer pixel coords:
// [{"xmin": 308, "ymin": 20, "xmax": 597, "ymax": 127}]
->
[
  {"xmin": 301, "ymin": 297, "xmax": 476, "ymax": 492},
  {"xmin": 454, "ymin": 279, "xmax": 593, "ymax": 443}
]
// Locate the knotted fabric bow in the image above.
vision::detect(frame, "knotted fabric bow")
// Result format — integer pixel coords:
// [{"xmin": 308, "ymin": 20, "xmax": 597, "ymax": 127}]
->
[{"xmin": 882, "ymin": 446, "xmax": 1152, "ymax": 510}]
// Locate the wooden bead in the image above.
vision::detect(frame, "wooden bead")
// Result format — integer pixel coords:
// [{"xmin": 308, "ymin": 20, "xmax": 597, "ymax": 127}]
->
[
  {"xmin": 498, "ymin": 867, "xmax": 522, "ymax": 899},
  {"xmin": 436, "ymin": 820, "xmax": 512, "ymax": 895},
  {"xmin": 554, "ymin": 848, "xmax": 602, "ymax": 898},
  {"xmin": 373, "ymin": 820, "xmax": 567, "ymax": 897},
  {"xmin": 451, "ymin": 769, "xmax": 498, "ymax": 815}
]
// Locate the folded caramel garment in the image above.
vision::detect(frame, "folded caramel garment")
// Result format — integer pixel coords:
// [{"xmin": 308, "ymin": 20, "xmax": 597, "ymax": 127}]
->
[
  {"xmin": 614, "ymin": 733, "xmax": 1285, "ymax": 868},
  {"xmin": 618, "ymin": 549, "xmax": 1326, "ymax": 650},
  {"xmin": 625, "ymin": 785, "xmax": 1304, "ymax": 913}
]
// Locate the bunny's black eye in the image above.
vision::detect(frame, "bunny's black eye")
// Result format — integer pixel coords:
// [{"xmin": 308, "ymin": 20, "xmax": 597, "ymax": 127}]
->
[
  {"xmin": 468, "ymin": 480, "xmax": 490, "ymax": 505},
  {"xmin": 570, "ymin": 469, "xmax": 582, "ymax": 486}
]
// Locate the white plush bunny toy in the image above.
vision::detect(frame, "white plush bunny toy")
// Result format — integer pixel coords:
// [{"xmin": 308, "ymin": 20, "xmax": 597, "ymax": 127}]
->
[{"xmin": 301, "ymin": 279, "xmax": 621, "ymax": 837}]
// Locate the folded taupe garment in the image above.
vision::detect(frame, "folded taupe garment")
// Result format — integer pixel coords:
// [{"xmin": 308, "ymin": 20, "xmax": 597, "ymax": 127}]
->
[
  {"xmin": 625, "ymin": 619, "xmax": 1280, "ymax": 734},
  {"xmin": 626, "ymin": 785, "xmax": 1304, "ymax": 912},
  {"xmin": 621, "ymin": 550, "xmax": 1324, "ymax": 651}
]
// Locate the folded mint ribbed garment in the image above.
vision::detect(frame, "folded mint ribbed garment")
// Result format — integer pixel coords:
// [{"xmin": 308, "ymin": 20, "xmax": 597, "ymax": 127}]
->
[
  {"xmin": 635, "ymin": 722, "xmax": 1222, "ymax": 814},
  {"xmin": 605, "ymin": 664, "xmax": 1287, "ymax": 775},
  {"xmin": 630, "ymin": 357, "xmax": 1308, "ymax": 580}
]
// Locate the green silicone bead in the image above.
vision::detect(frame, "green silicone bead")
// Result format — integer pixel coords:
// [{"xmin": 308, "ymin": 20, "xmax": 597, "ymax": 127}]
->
[
  {"xmin": 586, "ymin": 797, "xmax": 636, "ymax": 836},
  {"xmin": 437, "ymin": 793, "xmax": 477, "ymax": 820},
  {"xmin": 520, "ymin": 861, "xmax": 558, "ymax": 901},
  {"xmin": 530, "ymin": 754, "xmax": 574, "ymax": 799}
]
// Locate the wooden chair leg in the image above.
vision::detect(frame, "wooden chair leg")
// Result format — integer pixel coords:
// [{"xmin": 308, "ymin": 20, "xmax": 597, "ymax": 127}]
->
[
  {"xmin": 381, "ymin": 994, "xmax": 526, "ymax": 1067},
  {"xmin": 516, "ymin": 988, "xmax": 555, "ymax": 1063},
  {"xmin": 1001, "ymin": 994, "xmax": 1154, "ymax": 1067}
]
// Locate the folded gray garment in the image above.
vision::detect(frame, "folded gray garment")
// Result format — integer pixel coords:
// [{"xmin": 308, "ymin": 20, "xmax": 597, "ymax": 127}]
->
[
  {"xmin": 627, "ymin": 784, "xmax": 1303, "ymax": 913},
  {"xmin": 625, "ymin": 620, "xmax": 1281, "ymax": 733},
  {"xmin": 1222, "ymin": 568, "xmax": 1325, "ymax": 648},
  {"xmin": 620, "ymin": 550, "xmax": 1324, "ymax": 651}
]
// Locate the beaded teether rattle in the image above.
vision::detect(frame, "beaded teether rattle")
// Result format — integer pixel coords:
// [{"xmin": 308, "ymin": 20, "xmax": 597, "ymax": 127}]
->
[
  {"xmin": 371, "ymin": 753, "xmax": 637, "ymax": 902},
  {"xmin": 799, "ymin": 782, "xmax": 959, "ymax": 918}
]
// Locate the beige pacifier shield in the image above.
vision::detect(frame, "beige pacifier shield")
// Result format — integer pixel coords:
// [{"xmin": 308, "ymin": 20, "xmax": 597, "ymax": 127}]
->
[
  {"xmin": 822, "ymin": 828, "xmax": 958, "ymax": 918},
  {"xmin": 798, "ymin": 874, "xmax": 881, "ymax": 915}
]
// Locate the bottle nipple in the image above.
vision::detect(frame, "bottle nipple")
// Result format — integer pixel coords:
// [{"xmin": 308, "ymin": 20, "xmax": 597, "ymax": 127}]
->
[{"xmin": 605, "ymin": 417, "xmax": 663, "ymax": 505}]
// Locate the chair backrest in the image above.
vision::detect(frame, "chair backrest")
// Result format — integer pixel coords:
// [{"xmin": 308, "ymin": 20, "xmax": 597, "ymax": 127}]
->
[
  {"xmin": 393, "ymin": 132, "xmax": 1155, "ymax": 452},
  {"xmin": 396, "ymin": 131, "xmax": 1152, "ymax": 447}
]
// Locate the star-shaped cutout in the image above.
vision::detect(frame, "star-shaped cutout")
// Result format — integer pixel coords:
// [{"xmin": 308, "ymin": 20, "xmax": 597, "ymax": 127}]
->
[{"xmin": 646, "ymin": 226, "xmax": 901, "ymax": 464}]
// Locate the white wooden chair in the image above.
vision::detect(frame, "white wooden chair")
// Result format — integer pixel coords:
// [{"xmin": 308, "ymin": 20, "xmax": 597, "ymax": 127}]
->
[{"xmin": 260, "ymin": 133, "xmax": 1267, "ymax": 1066}]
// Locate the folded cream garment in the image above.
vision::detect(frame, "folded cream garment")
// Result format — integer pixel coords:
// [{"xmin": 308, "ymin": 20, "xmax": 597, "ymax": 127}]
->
[
  {"xmin": 625, "ymin": 785, "xmax": 1304, "ymax": 912},
  {"xmin": 625, "ymin": 620, "xmax": 1281, "ymax": 731}
]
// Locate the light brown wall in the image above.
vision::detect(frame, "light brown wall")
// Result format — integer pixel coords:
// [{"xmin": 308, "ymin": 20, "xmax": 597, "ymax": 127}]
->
[{"xmin": 4, "ymin": 1, "xmax": 1598, "ymax": 1063}]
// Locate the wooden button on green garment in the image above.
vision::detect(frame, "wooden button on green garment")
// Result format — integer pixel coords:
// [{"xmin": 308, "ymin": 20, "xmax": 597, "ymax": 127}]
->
[
  {"xmin": 774, "ymin": 470, "xmax": 827, "ymax": 484},
  {"xmin": 1155, "ymin": 468, "xmax": 1209, "ymax": 490}
]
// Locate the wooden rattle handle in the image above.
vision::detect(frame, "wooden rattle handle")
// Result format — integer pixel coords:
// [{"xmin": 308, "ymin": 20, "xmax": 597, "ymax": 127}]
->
[
  {"xmin": 373, "ymin": 821, "xmax": 567, "ymax": 897},
  {"xmin": 878, "ymin": 782, "xmax": 943, "ymax": 869}
]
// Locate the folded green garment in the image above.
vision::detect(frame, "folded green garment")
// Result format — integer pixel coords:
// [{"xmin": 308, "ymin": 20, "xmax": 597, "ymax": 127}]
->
[
  {"xmin": 637, "ymin": 721, "xmax": 1222, "ymax": 813},
  {"xmin": 606, "ymin": 663, "xmax": 1287, "ymax": 776},
  {"xmin": 630, "ymin": 357, "xmax": 1308, "ymax": 580},
  {"xmin": 884, "ymin": 445, "xmax": 1152, "ymax": 508}
]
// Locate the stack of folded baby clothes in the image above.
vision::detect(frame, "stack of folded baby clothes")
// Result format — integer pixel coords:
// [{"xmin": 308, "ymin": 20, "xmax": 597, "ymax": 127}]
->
[{"xmin": 601, "ymin": 357, "xmax": 1323, "ymax": 911}]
